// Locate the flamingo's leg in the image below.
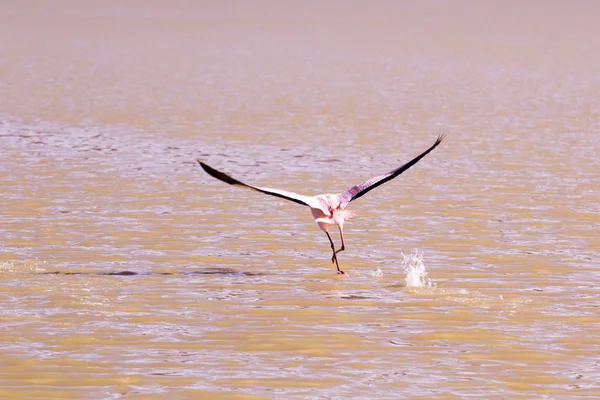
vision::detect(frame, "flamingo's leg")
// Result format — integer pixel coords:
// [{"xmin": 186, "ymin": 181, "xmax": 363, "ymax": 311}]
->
[
  {"xmin": 335, "ymin": 225, "xmax": 346, "ymax": 256},
  {"xmin": 326, "ymin": 231, "xmax": 345, "ymax": 275}
]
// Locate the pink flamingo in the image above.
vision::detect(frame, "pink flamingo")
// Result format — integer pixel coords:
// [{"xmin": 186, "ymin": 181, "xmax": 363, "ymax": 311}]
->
[{"xmin": 198, "ymin": 134, "xmax": 445, "ymax": 274}]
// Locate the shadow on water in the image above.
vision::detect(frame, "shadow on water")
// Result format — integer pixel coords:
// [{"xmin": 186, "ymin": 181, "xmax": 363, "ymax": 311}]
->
[{"xmin": 39, "ymin": 268, "xmax": 265, "ymax": 277}]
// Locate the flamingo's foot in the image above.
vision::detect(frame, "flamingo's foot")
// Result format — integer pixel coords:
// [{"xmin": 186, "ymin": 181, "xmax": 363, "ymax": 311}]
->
[{"xmin": 337, "ymin": 270, "xmax": 345, "ymax": 275}]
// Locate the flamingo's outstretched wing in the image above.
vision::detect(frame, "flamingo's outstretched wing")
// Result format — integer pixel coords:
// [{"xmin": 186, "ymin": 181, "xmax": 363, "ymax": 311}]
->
[
  {"xmin": 340, "ymin": 134, "xmax": 446, "ymax": 204},
  {"xmin": 198, "ymin": 161, "xmax": 321, "ymax": 208}
]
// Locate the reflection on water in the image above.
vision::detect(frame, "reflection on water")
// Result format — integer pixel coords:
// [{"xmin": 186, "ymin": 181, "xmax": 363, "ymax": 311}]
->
[{"xmin": 1, "ymin": 1, "xmax": 600, "ymax": 398}]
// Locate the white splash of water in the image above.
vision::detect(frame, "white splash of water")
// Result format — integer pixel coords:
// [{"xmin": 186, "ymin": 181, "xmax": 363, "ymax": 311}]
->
[
  {"xmin": 402, "ymin": 249, "xmax": 434, "ymax": 288},
  {"xmin": 371, "ymin": 267, "xmax": 384, "ymax": 277}
]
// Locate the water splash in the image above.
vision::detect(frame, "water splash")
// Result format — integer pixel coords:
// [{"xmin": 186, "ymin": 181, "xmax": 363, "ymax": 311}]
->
[
  {"xmin": 371, "ymin": 267, "xmax": 384, "ymax": 277},
  {"xmin": 402, "ymin": 249, "xmax": 434, "ymax": 288}
]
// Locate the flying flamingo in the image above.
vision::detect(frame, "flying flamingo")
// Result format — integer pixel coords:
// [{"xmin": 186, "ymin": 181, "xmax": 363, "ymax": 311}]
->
[{"xmin": 198, "ymin": 134, "xmax": 445, "ymax": 274}]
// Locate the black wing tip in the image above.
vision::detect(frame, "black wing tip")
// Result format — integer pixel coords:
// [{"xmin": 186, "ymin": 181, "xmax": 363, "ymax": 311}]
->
[
  {"xmin": 197, "ymin": 160, "xmax": 209, "ymax": 169},
  {"xmin": 197, "ymin": 160, "xmax": 244, "ymax": 186},
  {"xmin": 197, "ymin": 160, "xmax": 215, "ymax": 175}
]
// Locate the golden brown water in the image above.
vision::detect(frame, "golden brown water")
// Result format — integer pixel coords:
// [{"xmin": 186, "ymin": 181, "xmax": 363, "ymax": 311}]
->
[{"xmin": 1, "ymin": 1, "xmax": 599, "ymax": 398}]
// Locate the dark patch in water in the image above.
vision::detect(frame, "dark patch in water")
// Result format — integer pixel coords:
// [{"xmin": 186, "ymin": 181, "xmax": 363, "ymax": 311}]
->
[
  {"xmin": 185, "ymin": 269, "xmax": 263, "ymax": 276},
  {"xmin": 149, "ymin": 372, "xmax": 181, "ymax": 376},
  {"xmin": 340, "ymin": 294, "xmax": 371, "ymax": 300},
  {"xmin": 40, "ymin": 270, "xmax": 138, "ymax": 276},
  {"xmin": 38, "ymin": 268, "xmax": 263, "ymax": 277},
  {"xmin": 318, "ymin": 158, "xmax": 343, "ymax": 163},
  {"xmin": 103, "ymin": 270, "xmax": 138, "ymax": 276}
]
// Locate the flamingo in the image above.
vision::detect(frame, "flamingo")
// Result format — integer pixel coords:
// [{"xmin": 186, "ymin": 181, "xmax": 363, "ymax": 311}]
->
[{"xmin": 198, "ymin": 134, "xmax": 445, "ymax": 274}]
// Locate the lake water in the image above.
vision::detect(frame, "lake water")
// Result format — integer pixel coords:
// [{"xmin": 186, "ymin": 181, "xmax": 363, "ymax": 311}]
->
[{"xmin": 1, "ymin": 1, "xmax": 599, "ymax": 398}]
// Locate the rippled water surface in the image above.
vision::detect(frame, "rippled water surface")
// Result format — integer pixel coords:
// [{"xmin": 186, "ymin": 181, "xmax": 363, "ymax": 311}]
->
[{"xmin": 1, "ymin": 1, "xmax": 599, "ymax": 398}]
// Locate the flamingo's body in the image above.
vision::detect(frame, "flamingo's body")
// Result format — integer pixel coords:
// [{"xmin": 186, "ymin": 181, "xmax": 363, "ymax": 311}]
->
[{"xmin": 199, "ymin": 134, "xmax": 445, "ymax": 274}]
